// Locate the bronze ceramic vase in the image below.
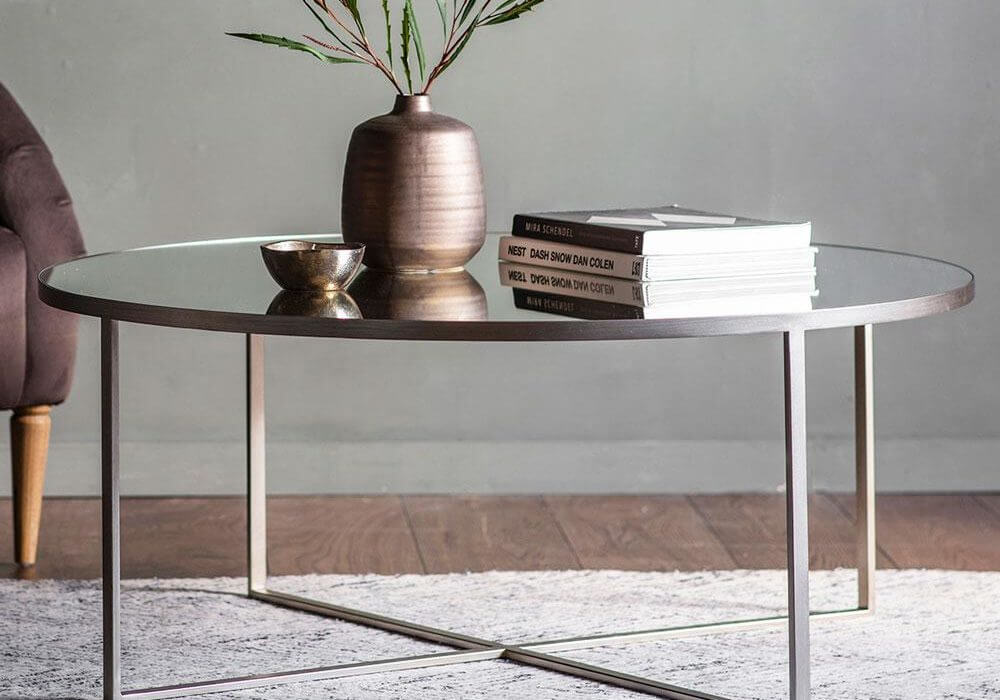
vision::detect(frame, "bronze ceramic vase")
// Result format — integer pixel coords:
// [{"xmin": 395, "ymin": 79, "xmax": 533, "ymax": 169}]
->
[{"xmin": 341, "ymin": 95, "xmax": 486, "ymax": 272}]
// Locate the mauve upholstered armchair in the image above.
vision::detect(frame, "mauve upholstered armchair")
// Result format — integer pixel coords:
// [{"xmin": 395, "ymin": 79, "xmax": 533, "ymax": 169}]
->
[{"xmin": 1, "ymin": 82, "xmax": 86, "ymax": 568}]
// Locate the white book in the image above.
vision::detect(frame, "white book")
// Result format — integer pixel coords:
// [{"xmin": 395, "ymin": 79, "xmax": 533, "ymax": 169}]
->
[
  {"xmin": 650, "ymin": 213, "xmax": 738, "ymax": 225},
  {"xmin": 513, "ymin": 288, "xmax": 816, "ymax": 320},
  {"xmin": 586, "ymin": 214, "xmax": 740, "ymax": 227},
  {"xmin": 499, "ymin": 236, "xmax": 818, "ymax": 282},
  {"xmin": 498, "ymin": 261, "xmax": 817, "ymax": 308}
]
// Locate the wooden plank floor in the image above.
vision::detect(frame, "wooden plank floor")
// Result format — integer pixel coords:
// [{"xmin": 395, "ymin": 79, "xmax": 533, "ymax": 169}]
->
[{"xmin": 2, "ymin": 494, "xmax": 999, "ymax": 579}]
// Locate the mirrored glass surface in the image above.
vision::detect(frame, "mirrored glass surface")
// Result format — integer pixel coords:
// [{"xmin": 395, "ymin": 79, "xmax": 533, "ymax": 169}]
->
[{"xmin": 40, "ymin": 234, "xmax": 973, "ymax": 336}]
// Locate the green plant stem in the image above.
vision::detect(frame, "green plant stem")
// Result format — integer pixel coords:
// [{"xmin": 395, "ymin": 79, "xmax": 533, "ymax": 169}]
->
[
  {"xmin": 318, "ymin": 0, "xmax": 404, "ymax": 93},
  {"xmin": 303, "ymin": 34, "xmax": 376, "ymax": 63},
  {"xmin": 423, "ymin": 0, "xmax": 496, "ymax": 92},
  {"xmin": 230, "ymin": 0, "xmax": 544, "ymax": 96}
]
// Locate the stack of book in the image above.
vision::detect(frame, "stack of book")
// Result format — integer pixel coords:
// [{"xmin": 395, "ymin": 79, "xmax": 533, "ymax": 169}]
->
[{"xmin": 498, "ymin": 205, "xmax": 817, "ymax": 319}]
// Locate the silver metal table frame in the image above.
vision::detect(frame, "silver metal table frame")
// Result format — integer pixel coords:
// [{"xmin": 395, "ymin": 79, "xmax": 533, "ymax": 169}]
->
[{"xmin": 99, "ymin": 322, "xmax": 877, "ymax": 700}]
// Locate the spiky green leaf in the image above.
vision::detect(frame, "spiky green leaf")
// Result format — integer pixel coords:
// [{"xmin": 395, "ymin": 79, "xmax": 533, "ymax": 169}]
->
[
  {"xmin": 400, "ymin": 8, "xmax": 414, "ymax": 93},
  {"xmin": 226, "ymin": 32, "xmax": 363, "ymax": 63},
  {"xmin": 435, "ymin": 0, "xmax": 449, "ymax": 38},
  {"xmin": 299, "ymin": 0, "xmax": 354, "ymax": 53},
  {"xmin": 481, "ymin": 0, "xmax": 545, "ymax": 26},
  {"xmin": 458, "ymin": 0, "xmax": 478, "ymax": 25},
  {"xmin": 342, "ymin": 0, "xmax": 365, "ymax": 35},
  {"xmin": 438, "ymin": 25, "xmax": 475, "ymax": 74},
  {"xmin": 405, "ymin": 0, "xmax": 427, "ymax": 81},
  {"xmin": 381, "ymin": 0, "xmax": 393, "ymax": 69}
]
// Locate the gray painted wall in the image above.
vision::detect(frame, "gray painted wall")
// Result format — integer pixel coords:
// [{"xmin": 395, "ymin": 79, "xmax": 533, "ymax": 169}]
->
[{"xmin": 0, "ymin": 0, "xmax": 996, "ymax": 495}]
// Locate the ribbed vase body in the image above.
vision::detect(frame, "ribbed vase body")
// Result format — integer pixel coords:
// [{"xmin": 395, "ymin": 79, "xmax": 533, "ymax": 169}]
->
[{"xmin": 342, "ymin": 95, "xmax": 486, "ymax": 272}]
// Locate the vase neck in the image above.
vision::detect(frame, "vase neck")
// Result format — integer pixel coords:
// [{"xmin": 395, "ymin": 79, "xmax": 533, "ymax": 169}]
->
[{"xmin": 392, "ymin": 94, "xmax": 432, "ymax": 114}]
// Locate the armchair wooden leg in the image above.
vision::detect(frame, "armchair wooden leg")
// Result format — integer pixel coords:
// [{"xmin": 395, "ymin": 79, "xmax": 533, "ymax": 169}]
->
[{"xmin": 11, "ymin": 405, "xmax": 51, "ymax": 568}]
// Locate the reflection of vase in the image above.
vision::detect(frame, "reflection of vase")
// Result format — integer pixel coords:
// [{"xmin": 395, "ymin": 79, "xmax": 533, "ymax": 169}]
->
[
  {"xmin": 341, "ymin": 95, "xmax": 486, "ymax": 273},
  {"xmin": 266, "ymin": 291, "xmax": 363, "ymax": 319},
  {"xmin": 348, "ymin": 269, "xmax": 488, "ymax": 321}
]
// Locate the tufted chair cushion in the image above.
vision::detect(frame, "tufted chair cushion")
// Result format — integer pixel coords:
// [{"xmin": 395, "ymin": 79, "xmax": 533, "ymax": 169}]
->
[
  {"xmin": 0, "ymin": 83, "xmax": 86, "ymax": 408},
  {"xmin": 0, "ymin": 227, "xmax": 26, "ymax": 407}
]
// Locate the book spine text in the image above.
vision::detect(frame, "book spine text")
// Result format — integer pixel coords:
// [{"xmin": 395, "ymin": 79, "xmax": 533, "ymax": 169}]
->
[
  {"xmin": 499, "ymin": 237, "xmax": 645, "ymax": 280},
  {"xmin": 512, "ymin": 215, "xmax": 645, "ymax": 254},
  {"xmin": 498, "ymin": 262, "xmax": 647, "ymax": 306},
  {"xmin": 513, "ymin": 289, "xmax": 644, "ymax": 320}
]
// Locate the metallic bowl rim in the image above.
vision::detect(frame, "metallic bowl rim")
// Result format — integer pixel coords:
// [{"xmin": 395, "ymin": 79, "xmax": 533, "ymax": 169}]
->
[{"xmin": 261, "ymin": 240, "xmax": 366, "ymax": 254}]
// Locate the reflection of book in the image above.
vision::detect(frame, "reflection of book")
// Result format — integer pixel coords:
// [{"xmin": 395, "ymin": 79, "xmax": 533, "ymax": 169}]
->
[
  {"xmin": 498, "ymin": 262, "xmax": 817, "ymax": 308},
  {"xmin": 514, "ymin": 289, "xmax": 648, "ymax": 319},
  {"xmin": 513, "ymin": 288, "xmax": 816, "ymax": 320},
  {"xmin": 499, "ymin": 236, "xmax": 817, "ymax": 281},
  {"xmin": 512, "ymin": 205, "xmax": 811, "ymax": 255}
]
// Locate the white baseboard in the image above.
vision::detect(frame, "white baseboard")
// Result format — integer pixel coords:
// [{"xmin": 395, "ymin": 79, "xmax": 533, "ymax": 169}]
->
[{"xmin": 1, "ymin": 438, "xmax": 997, "ymax": 496}]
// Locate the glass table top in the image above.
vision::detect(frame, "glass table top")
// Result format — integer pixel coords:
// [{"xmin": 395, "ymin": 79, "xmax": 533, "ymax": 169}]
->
[{"xmin": 39, "ymin": 233, "xmax": 974, "ymax": 341}]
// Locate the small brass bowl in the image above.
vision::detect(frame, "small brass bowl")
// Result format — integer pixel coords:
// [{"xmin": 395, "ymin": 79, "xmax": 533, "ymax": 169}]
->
[{"xmin": 261, "ymin": 240, "xmax": 365, "ymax": 292}]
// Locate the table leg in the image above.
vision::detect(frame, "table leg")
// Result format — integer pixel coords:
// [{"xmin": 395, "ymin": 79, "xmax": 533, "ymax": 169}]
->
[
  {"xmin": 784, "ymin": 330, "xmax": 810, "ymax": 699},
  {"xmin": 90, "ymin": 327, "xmax": 855, "ymax": 700},
  {"xmin": 101, "ymin": 318, "xmax": 121, "ymax": 700},
  {"xmin": 854, "ymin": 325, "xmax": 876, "ymax": 611},
  {"xmin": 247, "ymin": 334, "xmax": 267, "ymax": 594}
]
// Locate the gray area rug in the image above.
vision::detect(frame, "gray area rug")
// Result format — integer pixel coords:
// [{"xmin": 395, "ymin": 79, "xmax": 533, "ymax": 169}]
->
[{"xmin": 2, "ymin": 569, "xmax": 998, "ymax": 699}]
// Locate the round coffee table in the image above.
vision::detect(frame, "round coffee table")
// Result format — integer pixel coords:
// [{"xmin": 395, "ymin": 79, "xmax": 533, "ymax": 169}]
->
[{"xmin": 40, "ymin": 234, "xmax": 974, "ymax": 700}]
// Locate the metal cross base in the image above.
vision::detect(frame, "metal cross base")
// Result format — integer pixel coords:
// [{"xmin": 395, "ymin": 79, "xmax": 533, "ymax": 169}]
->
[{"xmin": 99, "ymin": 324, "xmax": 877, "ymax": 700}]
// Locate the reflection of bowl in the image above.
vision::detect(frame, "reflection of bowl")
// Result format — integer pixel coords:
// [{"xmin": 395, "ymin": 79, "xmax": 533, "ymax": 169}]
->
[
  {"xmin": 261, "ymin": 240, "xmax": 365, "ymax": 291},
  {"xmin": 348, "ymin": 269, "xmax": 487, "ymax": 321},
  {"xmin": 266, "ymin": 290, "xmax": 363, "ymax": 319}
]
